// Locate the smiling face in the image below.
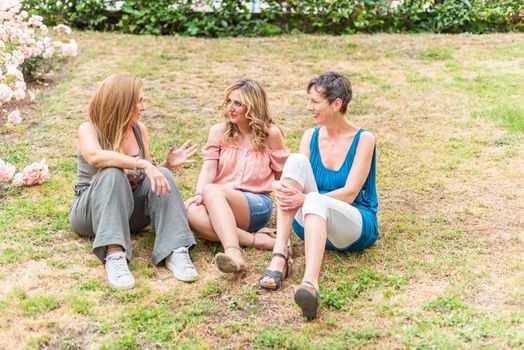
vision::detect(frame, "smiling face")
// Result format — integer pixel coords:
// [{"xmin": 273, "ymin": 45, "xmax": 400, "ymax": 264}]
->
[
  {"xmin": 307, "ymin": 87, "xmax": 334, "ymax": 125},
  {"xmin": 226, "ymin": 89, "xmax": 248, "ymax": 124}
]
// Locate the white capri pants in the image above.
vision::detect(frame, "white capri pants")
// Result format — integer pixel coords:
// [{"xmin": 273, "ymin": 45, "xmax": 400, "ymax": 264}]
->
[{"xmin": 281, "ymin": 153, "xmax": 363, "ymax": 249}]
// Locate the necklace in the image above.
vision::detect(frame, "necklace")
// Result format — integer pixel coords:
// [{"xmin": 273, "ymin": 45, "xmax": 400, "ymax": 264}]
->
[{"xmin": 328, "ymin": 139, "xmax": 336, "ymax": 152}]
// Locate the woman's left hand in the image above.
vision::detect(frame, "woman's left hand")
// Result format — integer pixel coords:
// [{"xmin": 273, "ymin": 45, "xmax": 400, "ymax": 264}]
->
[{"xmin": 165, "ymin": 140, "xmax": 198, "ymax": 170}]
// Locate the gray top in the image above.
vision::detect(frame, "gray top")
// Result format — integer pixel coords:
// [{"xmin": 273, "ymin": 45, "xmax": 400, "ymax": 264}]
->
[{"xmin": 75, "ymin": 124, "xmax": 145, "ymax": 193}]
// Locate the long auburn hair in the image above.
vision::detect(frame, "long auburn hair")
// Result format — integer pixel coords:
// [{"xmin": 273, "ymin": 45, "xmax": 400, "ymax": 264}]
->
[
  {"xmin": 88, "ymin": 74, "xmax": 142, "ymax": 152},
  {"xmin": 222, "ymin": 79, "xmax": 281, "ymax": 151}
]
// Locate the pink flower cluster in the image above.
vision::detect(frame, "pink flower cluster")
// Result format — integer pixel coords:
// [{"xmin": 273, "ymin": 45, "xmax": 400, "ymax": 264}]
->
[
  {"xmin": 0, "ymin": 158, "xmax": 50, "ymax": 187},
  {"xmin": 0, "ymin": 158, "xmax": 16, "ymax": 182},
  {"xmin": 1, "ymin": 0, "xmax": 76, "ymax": 124},
  {"xmin": 10, "ymin": 159, "xmax": 49, "ymax": 187}
]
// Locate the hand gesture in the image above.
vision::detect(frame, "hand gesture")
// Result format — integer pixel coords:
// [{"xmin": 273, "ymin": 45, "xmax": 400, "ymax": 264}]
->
[
  {"xmin": 165, "ymin": 140, "xmax": 198, "ymax": 170},
  {"xmin": 144, "ymin": 163, "xmax": 171, "ymax": 196},
  {"xmin": 273, "ymin": 180, "xmax": 305, "ymax": 211}
]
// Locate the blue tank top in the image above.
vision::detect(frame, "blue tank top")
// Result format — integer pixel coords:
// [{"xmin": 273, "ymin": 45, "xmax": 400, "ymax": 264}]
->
[{"xmin": 293, "ymin": 127, "xmax": 379, "ymax": 251}]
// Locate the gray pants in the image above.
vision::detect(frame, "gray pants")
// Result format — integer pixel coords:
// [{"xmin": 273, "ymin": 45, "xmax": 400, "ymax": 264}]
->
[{"xmin": 69, "ymin": 167, "xmax": 196, "ymax": 265}]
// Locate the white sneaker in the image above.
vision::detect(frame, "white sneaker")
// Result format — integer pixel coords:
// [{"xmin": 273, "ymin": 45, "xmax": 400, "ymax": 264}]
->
[
  {"xmin": 166, "ymin": 247, "xmax": 198, "ymax": 282},
  {"xmin": 105, "ymin": 252, "xmax": 135, "ymax": 290}
]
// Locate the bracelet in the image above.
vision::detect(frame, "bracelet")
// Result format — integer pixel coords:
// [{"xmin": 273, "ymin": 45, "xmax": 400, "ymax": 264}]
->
[
  {"xmin": 192, "ymin": 192, "xmax": 201, "ymax": 197},
  {"xmin": 134, "ymin": 156, "xmax": 140, "ymax": 171}
]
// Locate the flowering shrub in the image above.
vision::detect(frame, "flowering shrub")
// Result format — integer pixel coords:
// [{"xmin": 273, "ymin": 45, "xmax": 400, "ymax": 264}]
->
[{"xmin": 1, "ymin": 0, "xmax": 76, "ymax": 125}]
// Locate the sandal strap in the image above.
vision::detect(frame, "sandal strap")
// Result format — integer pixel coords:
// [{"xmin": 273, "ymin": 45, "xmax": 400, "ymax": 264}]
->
[
  {"xmin": 260, "ymin": 269, "xmax": 283, "ymax": 281},
  {"xmin": 223, "ymin": 246, "xmax": 241, "ymax": 252},
  {"xmin": 272, "ymin": 252, "xmax": 287, "ymax": 260},
  {"xmin": 301, "ymin": 281, "xmax": 318, "ymax": 292}
]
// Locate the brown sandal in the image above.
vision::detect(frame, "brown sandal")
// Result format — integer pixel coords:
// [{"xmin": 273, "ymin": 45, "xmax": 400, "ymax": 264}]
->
[
  {"xmin": 294, "ymin": 281, "xmax": 320, "ymax": 319},
  {"xmin": 215, "ymin": 247, "xmax": 246, "ymax": 275}
]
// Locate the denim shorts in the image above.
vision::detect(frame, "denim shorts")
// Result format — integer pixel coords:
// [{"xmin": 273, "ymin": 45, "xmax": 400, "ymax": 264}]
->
[{"xmin": 240, "ymin": 191, "xmax": 273, "ymax": 232}]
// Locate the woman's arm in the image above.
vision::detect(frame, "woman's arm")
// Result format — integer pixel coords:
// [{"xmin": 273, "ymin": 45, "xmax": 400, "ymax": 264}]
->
[
  {"xmin": 78, "ymin": 121, "xmax": 144, "ymax": 169},
  {"xmin": 78, "ymin": 121, "xmax": 171, "ymax": 196},
  {"xmin": 137, "ymin": 122, "xmax": 152, "ymax": 160},
  {"xmin": 266, "ymin": 124, "xmax": 287, "ymax": 180},
  {"xmin": 185, "ymin": 123, "xmax": 223, "ymax": 207},
  {"xmin": 325, "ymin": 131, "xmax": 375, "ymax": 204},
  {"xmin": 137, "ymin": 122, "xmax": 198, "ymax": 171},
  {"xmin": 298, "ymin": 128, "xmax": 314, "ymax": 158}
]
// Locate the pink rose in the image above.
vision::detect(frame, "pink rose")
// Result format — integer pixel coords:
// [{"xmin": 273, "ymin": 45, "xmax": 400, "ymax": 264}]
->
[
  {"xmin": 53, "ymin": 24, "xmax": 72, "ymax": 35},
  {"xmin": 61, "ymin": 39, "xmax": 77, "ymax": 57},
  {"xmin": 7, "ymin": 109, "xmax": 22, "ymax": 124},
  {"xmin": 0, "ymin": 84, "xmax": 13, "ymax": 102},
  {"xmin": 12, "ymin": 173, "xmax": 24, "ymax": 188},
  {"xmin": 15, "ymin": 159, "xmax": 49, "ymax": 187},
  {"xmin": 14, "ymin": 88, "xmax": 25, "ymax": 100},
  {"xmin": 0, "ymin": 159, "xmax": 16, "ymax": 182}
]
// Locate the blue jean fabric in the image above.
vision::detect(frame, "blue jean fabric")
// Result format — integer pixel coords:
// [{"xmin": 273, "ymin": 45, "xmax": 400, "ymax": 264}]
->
[{"xmin": 240, "ymin": 191, "xmax": 273, "ymax": 232}]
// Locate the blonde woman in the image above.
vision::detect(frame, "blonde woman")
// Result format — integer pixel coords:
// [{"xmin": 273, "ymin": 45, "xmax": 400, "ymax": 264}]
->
[
  {"xmin": 185, "ymin": 79, "xmax": 289, "ymax": 277},
  {"xmin": 70, "ymin": 74, "xmax": 199, "ymax": 290}
]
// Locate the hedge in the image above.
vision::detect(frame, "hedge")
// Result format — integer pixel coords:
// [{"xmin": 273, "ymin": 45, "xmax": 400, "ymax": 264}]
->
[{"xmin": 22, "ymin": 0, "xmax": 524, "ymax": 37}]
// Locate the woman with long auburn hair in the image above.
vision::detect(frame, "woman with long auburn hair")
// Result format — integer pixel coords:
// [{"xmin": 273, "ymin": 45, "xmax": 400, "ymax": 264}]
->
[
  {"xmin": 185, "ymin": 78, "xmax": 289, "ymax": 278},
  {"xmin": 70, "ymin": 73, "xmax": 199, "ymax": 290}
]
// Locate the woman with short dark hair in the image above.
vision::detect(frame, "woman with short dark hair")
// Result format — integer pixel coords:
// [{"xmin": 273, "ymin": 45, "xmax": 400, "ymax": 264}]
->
[{"xmin": 260, "ymin": 72, "xmax": 379, "ymax": 318}]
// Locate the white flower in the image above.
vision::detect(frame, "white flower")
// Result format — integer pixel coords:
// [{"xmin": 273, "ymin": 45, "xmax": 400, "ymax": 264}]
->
[
  {"xmin": 7, "ymin": 109, "xmax": 22, "ymax": 124},
  {"xmin": 14, "ymin": 88, "xmax": 25, "ymax": 100},
  {"xmin": 0, "ymin": 84, "xmax": 13, "ymax": 102},
  {"xmin": 390, "ymin": 0, "xmax": 404, "ymax": 10}
]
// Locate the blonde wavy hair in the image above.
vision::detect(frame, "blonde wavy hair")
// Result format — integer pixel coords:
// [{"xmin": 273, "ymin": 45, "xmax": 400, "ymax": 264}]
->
[
  {"xmin": 88, "ymin": 74, "xmax": 142, "ymax": 152},
  {"xmin": 222, "ymin": 79, "xmax": 281, "ymax": 151}
]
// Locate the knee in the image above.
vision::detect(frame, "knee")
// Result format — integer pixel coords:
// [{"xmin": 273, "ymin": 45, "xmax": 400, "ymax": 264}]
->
[
  {"xmin": 99, "ymin": 167, "xmax": 125, "ymax": 179},
  {"xmin": 201, "ymin": 183, "xmax": 224, "ymax": 201},
  {"xmin": 158, "ymin": 166, "xmax": 176, "ymax": 183},
  {"xmin": 96, "ymin": 167, "xmax": 128, "ymax": 188},
  {"xmin": 302, "ymin": 192, "xmax": 327, "ymax": 217},
  {"xmin": 186, "ymin": 204, "xmax": 199, "ymax": 222},
  {"xmin": 283, "ymin": 153, "xmax": 308, "ymax": 171},
  {"xmin": 281, "ymin": 153, "xmax": 309, "ymax": 183}
]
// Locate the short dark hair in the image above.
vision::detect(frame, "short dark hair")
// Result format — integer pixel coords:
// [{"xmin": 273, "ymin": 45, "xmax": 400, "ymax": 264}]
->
[{"xmin": 307, "ymin": 72, "xmax": 353, "ymax": 113}]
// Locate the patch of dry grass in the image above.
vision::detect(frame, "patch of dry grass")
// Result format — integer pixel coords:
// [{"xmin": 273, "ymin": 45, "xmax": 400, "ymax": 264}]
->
[{"xmin": 1, "ymin": 32, "xmax": 523, "ymax": 349}]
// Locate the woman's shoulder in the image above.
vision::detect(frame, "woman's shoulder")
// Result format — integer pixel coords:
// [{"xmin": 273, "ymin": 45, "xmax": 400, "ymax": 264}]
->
[
  {"xmin": 358, "ymin": 129, "xmax": 375, "ymax": 144},
  {"xmin": 302, "ymin": 128, "xmax": 316, "ymax": 141},
  {"xmin": 266, "ymin": 124, "xmax": 286, "ymax": 150},
  {"xmin": 207, "ymin": 123, "xmax": 226, "ymax": 144},
  {"xmin": 78, "ymin": 121, "xmax": 95, "ymax": 134},
  {"xmin": 209, "ymin": 122, "xmax": 226, "ymax": 134}
]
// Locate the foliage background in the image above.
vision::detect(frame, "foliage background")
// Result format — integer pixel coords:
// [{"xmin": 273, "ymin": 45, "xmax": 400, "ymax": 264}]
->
[{"xmin": 22, "ymin": 0, "xmax": 524, "ymax": 37}]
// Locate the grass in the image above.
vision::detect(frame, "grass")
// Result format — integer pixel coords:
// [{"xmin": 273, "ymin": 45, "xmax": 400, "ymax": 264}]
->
[{"xmin": 0, "ymin": 32, "xmax": 523, "ymax": 348}]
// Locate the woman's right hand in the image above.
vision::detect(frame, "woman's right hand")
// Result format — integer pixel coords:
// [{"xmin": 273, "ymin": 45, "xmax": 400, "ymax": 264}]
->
[
  {"xmin": 184, "ymin": 194, "xmax": 203, "ymax": 210},
  {"xmin": 143, "ymin": 163, "xmax": 171, "ymax": 196},
  {"xmin": 273, "ymin": 181, "xmax": 305, "ymax": 210}
]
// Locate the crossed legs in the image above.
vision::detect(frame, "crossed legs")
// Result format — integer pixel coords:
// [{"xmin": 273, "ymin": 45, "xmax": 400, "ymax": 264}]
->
[{"xmin": 187, "ymin": 184, "xmax": 275, "ymax": 273}]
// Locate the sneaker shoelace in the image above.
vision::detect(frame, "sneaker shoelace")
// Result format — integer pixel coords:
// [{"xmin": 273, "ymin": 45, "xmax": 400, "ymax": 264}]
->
[
  {"xmin": 174, "ymin": 248, "xmax": 194, "ymax": 271},
  {"xmin": 109, "ymin": 254, "xmax": 131, "ymax": 278}
]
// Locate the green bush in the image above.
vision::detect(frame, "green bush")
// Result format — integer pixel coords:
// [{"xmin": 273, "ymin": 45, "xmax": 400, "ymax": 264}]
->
[
  {"xmin": 22, "ymin": 0, "xmax": 524, "ymax": 37},
  {"xmin": 22, "ymin": 0, "xmax": 114, "ymax": 29}
]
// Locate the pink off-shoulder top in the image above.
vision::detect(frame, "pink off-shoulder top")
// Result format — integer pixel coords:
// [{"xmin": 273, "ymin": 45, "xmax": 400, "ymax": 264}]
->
[{"xmin": 202, "ymin": 142, "xmax": 289, "ymax": 194}]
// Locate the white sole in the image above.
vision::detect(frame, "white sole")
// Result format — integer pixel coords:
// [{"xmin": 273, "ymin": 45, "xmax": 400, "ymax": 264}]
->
[{"xmin": 166, "ymin": 265, "xmax": 198, "ymax": 282}]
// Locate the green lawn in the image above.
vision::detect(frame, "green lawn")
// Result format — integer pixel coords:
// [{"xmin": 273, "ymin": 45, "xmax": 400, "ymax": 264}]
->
[{"xmin": 1, "ymin": 32, "xmax": 523, "ymax": 349}]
